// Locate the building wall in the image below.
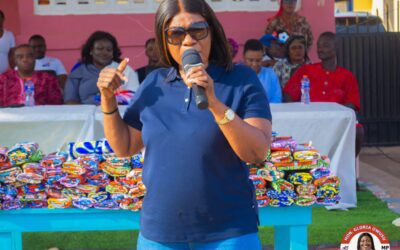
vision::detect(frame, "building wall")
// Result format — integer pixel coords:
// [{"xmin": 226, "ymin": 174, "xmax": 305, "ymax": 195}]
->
[
  {"xmin": 354, "ymin": 0, "xmax": 373, "ymax": 11},
  {"xmin": 335, "ymin": 0, "xmax": 373, "ymax": 12},
  {"xmin": 372, "ymin": 0, "xmax": 383, "ymax": 16},
  {"xmin": 384, "ymin": 0, "xmax": 400, "ymax": 31},
  {"xmin": 371, "ymin": 0, "xmax": 399, "ymax": 31},
  {"xmin": 1, "ymin": 0, "xmax": 335, "ymax": 71},
  {"xmin": 335, "ymin": 2, "xmax": 348, "ymax": 12},
  {"xmin": 0, "ymin": 0, "xmax": 21, "ymax": 34}
]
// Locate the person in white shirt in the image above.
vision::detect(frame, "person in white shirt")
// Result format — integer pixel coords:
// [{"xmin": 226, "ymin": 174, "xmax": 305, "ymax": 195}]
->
[
  {"xmin": 29, "ymin": 34, "xmax": 67, "ymax": 89},
  {"xmin": 0, "ymin": 10, "xmax": 16, "ymax": 74}
]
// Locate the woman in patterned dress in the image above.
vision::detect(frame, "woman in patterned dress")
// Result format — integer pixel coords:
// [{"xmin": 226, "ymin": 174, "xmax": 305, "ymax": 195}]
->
[{"xmin": 265, "ymin": 0, "xmax": 313, "ymax": 50}]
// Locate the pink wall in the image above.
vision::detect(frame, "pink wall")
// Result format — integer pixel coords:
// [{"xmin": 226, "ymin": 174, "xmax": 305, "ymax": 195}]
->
[
  {"xmin": 1, "ymin": 0, "xmax": 334, "ymax": 71},
  {"xmin": 0, "ymin": 0, "xmax": 20, "ymax": 34}
]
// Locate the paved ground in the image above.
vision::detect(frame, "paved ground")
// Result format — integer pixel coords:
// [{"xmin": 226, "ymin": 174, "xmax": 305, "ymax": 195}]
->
[
  {"xmin": 317, "ymin": 146, "xmax": 400, "ymax": 250},
  {"xmin": 359, "ymin": 146, "xmax": 400, "ymax": 214}
]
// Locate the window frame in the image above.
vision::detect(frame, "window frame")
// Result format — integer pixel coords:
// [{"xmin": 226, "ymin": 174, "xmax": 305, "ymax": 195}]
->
[{"xmin": 34, "ymin": 0, "xmax": 302, "ymax": 15}]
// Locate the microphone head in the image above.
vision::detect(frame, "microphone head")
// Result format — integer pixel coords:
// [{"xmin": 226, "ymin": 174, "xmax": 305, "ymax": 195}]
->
[{"xmin": 182, "ymin": 49, "xmax": 203, "ymax": 73}]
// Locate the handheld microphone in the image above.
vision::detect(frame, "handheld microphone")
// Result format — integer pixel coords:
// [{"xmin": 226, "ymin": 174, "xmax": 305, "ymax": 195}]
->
[{"xmin": 181, "ymin": 49, "xmax": 209, "ymax": 109}]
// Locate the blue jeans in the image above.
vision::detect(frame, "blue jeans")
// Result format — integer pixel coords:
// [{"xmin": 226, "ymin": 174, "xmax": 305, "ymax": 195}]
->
[{"xmin": 137, "ymin": 232, "xmax": 262, "ymax": 250}]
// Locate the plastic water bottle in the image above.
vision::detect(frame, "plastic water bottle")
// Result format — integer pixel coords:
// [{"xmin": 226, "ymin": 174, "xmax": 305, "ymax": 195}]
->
[
  {"xmin": 301, "ymin": 75, "xmax": 310, "ymax": 104},
  {"xmin": 24, "ymin": 80, "xmax": 35, "ymax": 107}
]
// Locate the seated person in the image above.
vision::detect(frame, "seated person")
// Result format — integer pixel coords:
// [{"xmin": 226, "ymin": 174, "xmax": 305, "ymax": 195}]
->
[
  {"xmin": 70, "ymin": 61, "xmax": 81, "ymax": 73},
  {"xmin": 273, "ymin": 34, "xmax": 311, "ymax": 89},
  {"xmin": 284, "ymin": 32, "xmax": 364, "ymax": 157},
  {"xmin": 0, "ymin": 10, "xmax": 16, "ymax": 74},
  {"xmin": 243, "ymin": 39, "xmax": 282, "ymax": 103},
  {"xmin": 0, "ymin": 44, "xmax": 63, "ymax": 107},
  {"xmin": 136, "ymin": 38, "xmax": 160, "ymax": 83},
  {"xmin": 259, "ymin": 30, "xmax": 288, "ymax": 67},
  {"xmin": 29, "ymin": 34, "xmax": 67, "ymax": 89},
  {"xmin": 64, "ymin": 31, "xmax": 139, "ymax": 105}
]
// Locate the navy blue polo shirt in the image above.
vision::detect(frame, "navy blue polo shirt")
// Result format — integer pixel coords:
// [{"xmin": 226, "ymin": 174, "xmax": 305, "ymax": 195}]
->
[{"xmin": 123, "ymin": 63, "xmax": 272, "ymax": 243}]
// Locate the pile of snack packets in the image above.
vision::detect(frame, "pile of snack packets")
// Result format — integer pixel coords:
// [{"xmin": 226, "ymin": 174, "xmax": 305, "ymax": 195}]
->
[
  {"xmin": 0, "ymin": 140, "xmax": 145, "ymax": 211},
  {"xmin": 0, "ymin": 133, "xmax": 340, "ymax": 211},
  {"xmin": 248, "ymin": 132, "xmax": 341, "ymax": 207}
]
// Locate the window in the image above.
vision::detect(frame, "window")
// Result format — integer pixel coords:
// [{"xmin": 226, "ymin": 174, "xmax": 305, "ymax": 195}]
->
[{"xmin": 34, "ymin": 0, "xmax": 301, "ymax": 15}]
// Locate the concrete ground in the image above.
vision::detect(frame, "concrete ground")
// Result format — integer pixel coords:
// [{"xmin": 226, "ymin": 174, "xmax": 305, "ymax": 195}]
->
[
  {"xmin": 317, "ymin": 146, "xmax": 400, "ymax": 250},
  {"xmin": 359, "ymin": 146, "xmax": 400, "ymax": 204}
]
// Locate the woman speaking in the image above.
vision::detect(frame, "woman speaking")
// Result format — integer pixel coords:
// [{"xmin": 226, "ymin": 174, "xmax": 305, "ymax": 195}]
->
[{"xmin": 97, "ymin": 0, "xmax": 272, "ymax": 249}]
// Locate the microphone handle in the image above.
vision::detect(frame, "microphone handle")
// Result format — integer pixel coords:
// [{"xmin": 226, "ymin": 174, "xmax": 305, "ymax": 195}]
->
[{"xmin": 192, "ymin": 84, "xmax": 208, "ymax": 109}]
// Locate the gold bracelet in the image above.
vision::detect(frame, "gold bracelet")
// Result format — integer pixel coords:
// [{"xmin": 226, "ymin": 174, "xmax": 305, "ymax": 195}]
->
[{"xmin": 102, "ymin": 107, "xmax": 119, "ymax": 115}]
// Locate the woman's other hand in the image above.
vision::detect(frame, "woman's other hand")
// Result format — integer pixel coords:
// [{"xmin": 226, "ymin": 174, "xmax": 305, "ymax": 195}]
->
[{"xmin": 182, "ymin": 65, "xmax": 218, "ymax": 108}]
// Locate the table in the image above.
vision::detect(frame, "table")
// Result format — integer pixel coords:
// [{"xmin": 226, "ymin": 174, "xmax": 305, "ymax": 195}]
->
[
  {"xmin": 270, "ymin": 103, "xmax": 357, "ymax": 210},
  {"xmin": 0, "ymin": 206, "xmax": 311, "ymax": 250},
  {"xmin": 95, "ymin": 102, "xmax": 357, "ymax": 209},
  {"xmin": 0, "ymin": 102, "xmax": 356, "ymax": 209},
  {"xmin": 0, "ymin": 105, "xmax": 96, "ymax": 155}
]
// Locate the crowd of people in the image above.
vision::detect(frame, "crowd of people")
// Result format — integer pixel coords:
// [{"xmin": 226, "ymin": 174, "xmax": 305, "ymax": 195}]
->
[
  {"xmin": 0, "ymin": 19, "xmax": 142, "ymax": 106},
  {"xmin": 0, "ymin": 2, "xmax": 359, "ymax": 107},
  {"xmin": 0, "ymin": 0, "xmax": 363, "ymax": 159}
]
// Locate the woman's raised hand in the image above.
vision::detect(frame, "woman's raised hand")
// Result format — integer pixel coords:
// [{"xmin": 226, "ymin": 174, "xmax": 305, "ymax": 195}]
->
[{"xmin": 97, "ymin": 58, "xmax": 129, "ymax": 100}]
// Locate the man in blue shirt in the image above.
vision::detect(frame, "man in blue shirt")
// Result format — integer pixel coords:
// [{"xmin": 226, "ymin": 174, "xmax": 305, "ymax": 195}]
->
[{"xmin": 243, "ymin": 39, "xmax": 282, "ymax": 103}]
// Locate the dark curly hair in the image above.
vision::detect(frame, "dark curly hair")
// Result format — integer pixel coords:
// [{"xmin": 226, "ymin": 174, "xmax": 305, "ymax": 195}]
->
[{"xmin": 81, "ymin": 31, "xmax": 122, "ymax": 65}]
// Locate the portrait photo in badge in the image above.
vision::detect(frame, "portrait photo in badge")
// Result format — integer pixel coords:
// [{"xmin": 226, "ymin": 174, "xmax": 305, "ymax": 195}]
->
[{"xmin": 357, "ymin": 232, "xmax": 376, "ymax": 250}]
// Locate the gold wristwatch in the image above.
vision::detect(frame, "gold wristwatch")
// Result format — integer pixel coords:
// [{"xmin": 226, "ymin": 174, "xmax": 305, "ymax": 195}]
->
[{"xmin": 216, "ymin": 108, "xmax": 235, "ymax": 125}]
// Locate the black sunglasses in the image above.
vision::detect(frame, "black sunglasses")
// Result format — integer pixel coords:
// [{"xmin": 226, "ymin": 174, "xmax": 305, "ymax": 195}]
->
[
  {"xmin": 165, "ymin": 21, "xmax": 209, "ymax": 45},
  {"xmin": 282, "ymin": 0, "xmax": 297, "ymax": 3}
]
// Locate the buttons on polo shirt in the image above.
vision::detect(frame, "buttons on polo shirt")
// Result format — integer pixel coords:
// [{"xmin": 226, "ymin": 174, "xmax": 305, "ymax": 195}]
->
[
  {"xmin": 182, "ymin": 87, "xmax": 192, "ymax": 113},
  {"xmin": 324, "ymin": 81, "xmax": 328, "ymax": 86},
  {"xmin": 322, "ymin": 91, "xmax": 326, "ymax": 95}
]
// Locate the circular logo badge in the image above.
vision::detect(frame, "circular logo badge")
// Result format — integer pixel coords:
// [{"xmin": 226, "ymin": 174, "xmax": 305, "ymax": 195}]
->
[{"xmin": 340, "ymin": 224, "xmax": 390, "ymax": 250}]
